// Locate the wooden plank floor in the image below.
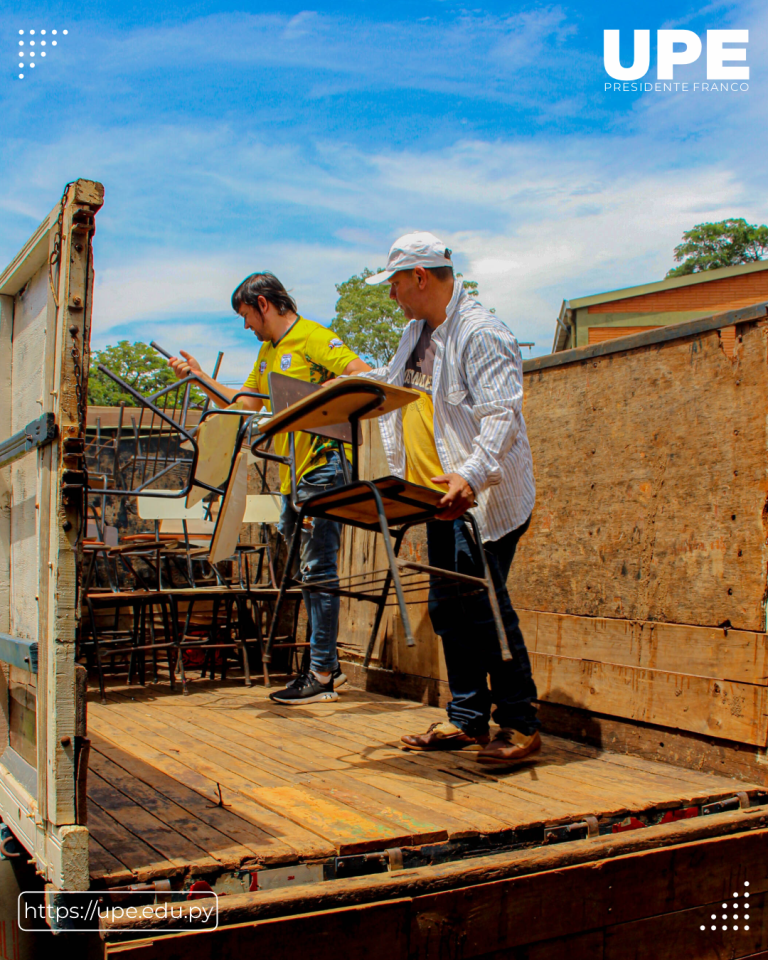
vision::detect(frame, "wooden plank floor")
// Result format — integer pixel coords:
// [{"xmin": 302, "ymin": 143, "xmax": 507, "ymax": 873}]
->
[{"xmin": 86, "ymin": 676, "xmax": 761, "ymax": 886}]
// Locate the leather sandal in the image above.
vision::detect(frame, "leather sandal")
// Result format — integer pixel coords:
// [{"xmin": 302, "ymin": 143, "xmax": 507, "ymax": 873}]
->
[
  {"xmin": 476, "ymin": 729, "xmax": 542, "ymax": 764},
  {"xmin": 401, "ymin": 721, "xmax": 490, "ymax": 751}
]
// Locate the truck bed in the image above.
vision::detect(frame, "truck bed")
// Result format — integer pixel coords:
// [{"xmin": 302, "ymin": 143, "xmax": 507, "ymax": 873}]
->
[{"xmin": 85, "ymin": 677, "xmax": 762, "ymax": 889}]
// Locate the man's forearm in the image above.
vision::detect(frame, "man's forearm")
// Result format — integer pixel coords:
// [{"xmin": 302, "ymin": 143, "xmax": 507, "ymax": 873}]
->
[
  {"xmin": 194, "ymin": 372, "xmax": 264, "ymax": 411},
  {"xmin": 190, "ymin": 372, "xmax": 236, "ymax": 407}
]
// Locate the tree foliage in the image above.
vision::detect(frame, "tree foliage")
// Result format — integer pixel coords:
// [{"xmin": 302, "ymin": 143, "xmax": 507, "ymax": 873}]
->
[
  {"xmin": 332, "ymin": 268, "xmax": 482, "ymax": 366},
  {"xmin": 667, "ymin": 218, "xmax": 768, "ymax": 277},
  {"xmin": 88, "ymin": 341, "xmax": 205, "ymax": 407}
]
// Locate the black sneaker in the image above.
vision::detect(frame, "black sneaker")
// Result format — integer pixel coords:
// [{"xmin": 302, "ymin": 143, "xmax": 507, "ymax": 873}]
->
[
  {"xmin": 286, "ymin": 665, "xmax": 347, "ymax": 691},
  {"xmin": 270, "ymin": 672, "xmax": 338, "ymax": 704},
  {"xmin": 333, "ymin": 665, "xmax": 348, "ymax": 690}
]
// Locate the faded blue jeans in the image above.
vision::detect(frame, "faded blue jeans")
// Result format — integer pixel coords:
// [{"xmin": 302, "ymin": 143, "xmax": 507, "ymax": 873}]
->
[
  {"xmin": 278, "ymin": 451, "xmax": 345, "ymax": 675},
  {"xmin": 426, "ymin": 515, "xmax": 540, "ymax": 737}
]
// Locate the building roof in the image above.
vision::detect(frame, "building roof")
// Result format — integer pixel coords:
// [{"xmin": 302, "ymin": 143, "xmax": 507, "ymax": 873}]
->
[{"xmin": 552, "ymin": 259, "xmax": 768, "ymax": 353}]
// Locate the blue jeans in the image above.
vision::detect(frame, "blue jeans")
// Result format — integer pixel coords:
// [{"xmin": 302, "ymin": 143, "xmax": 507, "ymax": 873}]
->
[
  {"xmin": 426, "ymin": 515, "xmax": 540, "ymax": 737},
  {"xmin": 278, "ymin": 452, "xmax": 345, "ymax": 674}
]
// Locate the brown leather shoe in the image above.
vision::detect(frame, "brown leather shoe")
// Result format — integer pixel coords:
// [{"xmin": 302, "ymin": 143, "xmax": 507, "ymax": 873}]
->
[
  {"xmin": 476, "ymin": 729, "xmax": 541, "ymax": 765},
  {"xmin": 401, "ymin": 721, "xmax": 490, "ymax": 751}
]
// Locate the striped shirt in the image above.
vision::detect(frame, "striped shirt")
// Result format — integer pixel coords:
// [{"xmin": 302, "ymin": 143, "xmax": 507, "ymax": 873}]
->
[{"xmin": 363, "ymin": 280, "xmax": 535, "ymax": 542}]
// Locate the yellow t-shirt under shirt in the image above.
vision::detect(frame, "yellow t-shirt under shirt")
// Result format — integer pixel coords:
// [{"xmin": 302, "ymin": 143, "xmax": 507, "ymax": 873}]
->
[
  {"xmin": 242, "ymin": 317, "xmax": 359, "ymax": 494},
  {"xmin": 402, "ymin": 324, "xmax": 444, "ymax": 491}
]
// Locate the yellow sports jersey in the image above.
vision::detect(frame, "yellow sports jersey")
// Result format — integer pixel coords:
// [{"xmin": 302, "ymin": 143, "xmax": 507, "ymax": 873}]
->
[
  {"xmin": 402, "ymin": 323, "xmax": 444, "ymax": 491},
  {"xmin": 242, "ymin": 316, "xmax": 359, "ymax": 494},
  {"xmin": 403, "ymin": 393, "xmax": 444, "ymax": 490}
]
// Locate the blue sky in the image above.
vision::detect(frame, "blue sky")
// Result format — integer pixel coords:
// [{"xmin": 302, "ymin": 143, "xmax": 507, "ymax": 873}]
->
[{"xmin": 1, "ymin": 0, "xmax": 764, "ymax": 379}]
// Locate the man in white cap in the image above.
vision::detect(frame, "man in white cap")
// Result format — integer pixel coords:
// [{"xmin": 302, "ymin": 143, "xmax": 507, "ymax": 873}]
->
[{"xmin": 363, "ymin": 232, "xmax": 540, "ymax": 763}]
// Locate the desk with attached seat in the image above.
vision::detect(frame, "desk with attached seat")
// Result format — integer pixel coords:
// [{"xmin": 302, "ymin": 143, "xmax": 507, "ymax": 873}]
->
[{"xmin": 250, "ymin": 374, "xmax": 512, "ymax": 686}]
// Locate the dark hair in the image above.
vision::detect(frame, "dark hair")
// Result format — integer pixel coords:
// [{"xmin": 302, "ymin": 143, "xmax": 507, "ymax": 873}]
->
[
  {"xmin": 428, "ymin": 265, "xmax": 454, "ymax": 283},
  {"xmin": 231, "ymin": 272, "xmax": 297, "ymax": 316}
]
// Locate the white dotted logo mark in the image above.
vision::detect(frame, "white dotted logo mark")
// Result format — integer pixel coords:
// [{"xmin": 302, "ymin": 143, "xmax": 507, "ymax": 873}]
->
[
  {"xmin": 15, "ymin": 28, "xmax": 67, "ymax": 78},
  {"xmin": 701, "ymin": 881, "xmax": 753, "ymax": 934}
]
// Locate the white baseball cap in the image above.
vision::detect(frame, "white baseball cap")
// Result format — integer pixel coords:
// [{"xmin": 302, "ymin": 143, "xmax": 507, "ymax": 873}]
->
[{"xmin": 365, "ymin": 231, "xmax": 453, "ymax": 285}]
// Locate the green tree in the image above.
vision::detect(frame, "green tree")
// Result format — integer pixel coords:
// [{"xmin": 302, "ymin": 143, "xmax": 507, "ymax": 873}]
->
[
  {"xmin": 88, "ymin": 341, "xmax": 205, "ymax": 407},
  {"xmin": 667, "ymin": 218, "xmax": 768, "ymax": 277},
  {"xmin": 333, "ymin": 268, "xmax": 482, "ymax": 366}
]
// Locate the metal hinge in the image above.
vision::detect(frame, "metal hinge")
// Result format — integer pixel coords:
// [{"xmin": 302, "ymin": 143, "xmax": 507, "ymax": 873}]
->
[
  {"xmin": 702, "ymin": 793, "xmax": 751, "ymax": 816},
  {"xmin": 0, "ymin": 414, "xmax": 57, "ymax": 468},
  {"xmin": 544, "ymin": 815, "xmax": 599, "ymax": 844}
]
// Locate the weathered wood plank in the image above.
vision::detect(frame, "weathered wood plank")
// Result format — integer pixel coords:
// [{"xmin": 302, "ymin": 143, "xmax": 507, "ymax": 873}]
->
[
  {"xmin": 104, "ymin": 899, "xmax": 413, "ymax": 960},
  {"xmin": 87, "ymin": 702, "xmax": 337, "ymax": 861},
  {"xmin": 87, "ymin": 727, "xmax": 307, "ymax": 867},
  {"xmin": 86, "ymin": 803, "xmax": 182, "ymax": 881},
  {"xmin": 532, "ymin": 652, "xmax": 768, "ymax": 745},
  {"xmin": 89, "ymin": 750, "xmax": 257, "ymax": 869},
  {"xmin": 89, "ymin": 834, "xmax": 133, "ymax": 884},
  {"xmin": 87, "ymin": 770, "xmax": 220, "ymax": 870},
  {"xmin": 522, "ymin": 609, "xmax": 768, "ymax": 685},
  {"xmin": 407, "ymin": 833, "xmax": 768, "ymax": 959},
  {"xmin": 99, "ymin": 810, "xmax": 768, "ymax": 937},
  {"xmin": 0, "ymin": 212, "xmax": 51, "ymax": 297},
  {"xmin": 90, "ymin": 734, "xmax": 292, "ymax": 862},
  {"xmin": 512, "ymin": 321, "xmax": 768, "ymax": 632},
  {"xmin": 103, "ymin": 689, "xmax": 506, "ymax": 849}
]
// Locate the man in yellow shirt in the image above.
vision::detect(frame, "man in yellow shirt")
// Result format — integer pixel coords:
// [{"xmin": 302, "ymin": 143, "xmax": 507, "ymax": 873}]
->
[{"xmin": 168, "ymin": 272, "xmax": 369, "ymax": 703}]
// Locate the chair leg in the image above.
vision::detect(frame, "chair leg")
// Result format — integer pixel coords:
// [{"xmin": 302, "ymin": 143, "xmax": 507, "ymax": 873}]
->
[
  {"xmin": 88, "ymin": 598, "xmax": 108, "ymax": 705},
  {"xmin": 174, "ymin": 596, "xmax": 189, "ymax": 695},
  {"xmin": 363, "ymin": 523, "xmax": 410, "ymax": 668},
  {"xmin": 262, "ymin": 509, "xmax": 304, "ymax": 687},
  {"xmin": 160, "ymin": 598, "xmax": 177, "ymax": 691},
  {"xmin": 366, "ymin": 482, "xmax": 416, "ymax": 647},
  {"xmin": 127, "ymin": 601, "xmax": 141, "ymax": 686},
  {"xmin": 221, "ymin": 599, "xmax": 233, "ymax": 682},
  {"xmin": 148, "ymin": 604, "xmax": 159, "ymax": 683},
  {"xmin": 236, "ymin": 598, "xmax": 253, "ymax": 688},
  {"xmin": 137, "ymin": 603, "xmax": 147, "ymax": 686},
  {"xmin": 465, "ymin": 512, "xmax": 513, "ymax": 662}
]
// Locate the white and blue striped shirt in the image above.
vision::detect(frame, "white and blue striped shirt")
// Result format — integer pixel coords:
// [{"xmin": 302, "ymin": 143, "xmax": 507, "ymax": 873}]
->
[{"xmin": 364, "ymin": 280, "xmax": 536, "ymax": 543}]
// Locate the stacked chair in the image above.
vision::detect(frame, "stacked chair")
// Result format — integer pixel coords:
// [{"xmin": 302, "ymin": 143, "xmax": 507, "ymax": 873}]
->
[{"xmin": 79, "ymin": 348, "xmax": 296, "ymax": 698}]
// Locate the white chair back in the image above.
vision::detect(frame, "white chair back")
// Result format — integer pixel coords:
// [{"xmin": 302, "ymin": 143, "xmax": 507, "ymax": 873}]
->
[
  {"xmin": 243, "ymin": 494, "xmax": 282, "ymax": 524},
  {"xmin": 137, "ymin": 493, "xmax": 205, "ymax": 521}
]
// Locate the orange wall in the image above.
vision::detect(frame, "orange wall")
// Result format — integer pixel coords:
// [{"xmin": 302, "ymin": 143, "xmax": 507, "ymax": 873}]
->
[{"xmin": 587, "ymin": 269, "xmax": 768, "ymax": 314}]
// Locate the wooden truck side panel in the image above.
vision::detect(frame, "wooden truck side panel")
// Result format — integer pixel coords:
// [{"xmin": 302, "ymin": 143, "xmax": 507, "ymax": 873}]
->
[
  {"xmin": 0, "ymin": 179, "xmax": 103, "ymax": 889},
  {"xmin": 102, "ymin": 810, "xmax": 768, "ymax": 958}
]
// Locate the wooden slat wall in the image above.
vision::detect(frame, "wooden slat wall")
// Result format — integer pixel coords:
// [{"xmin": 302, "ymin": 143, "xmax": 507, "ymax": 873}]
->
[
  {"xmin": 514, "ymin": 320, "xmax": 768, "ymax": 631},
  {"xmin": 339, "ymin": 319, "xmax": 768, "ymax": 747}
]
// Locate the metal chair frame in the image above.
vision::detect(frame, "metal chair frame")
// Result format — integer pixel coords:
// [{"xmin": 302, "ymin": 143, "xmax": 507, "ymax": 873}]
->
[{"xmin": 249, "ymin": 374, "xmax": 513, "ymax": 686}]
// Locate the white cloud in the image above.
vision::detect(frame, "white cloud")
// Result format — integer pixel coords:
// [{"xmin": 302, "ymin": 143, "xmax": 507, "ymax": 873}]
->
[
  {"xmin": 82, "ymin": 125, "xmax": 757, "ymax": 362},
  {"xmin": 3, "ymin": 0, "xmax": 767, "ymax": 364}
]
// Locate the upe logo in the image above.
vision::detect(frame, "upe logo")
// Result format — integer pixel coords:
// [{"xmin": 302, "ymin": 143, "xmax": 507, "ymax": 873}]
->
[{"xmin": 604, "ymin": 30, "xmax": 749, "ymax": 81}]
